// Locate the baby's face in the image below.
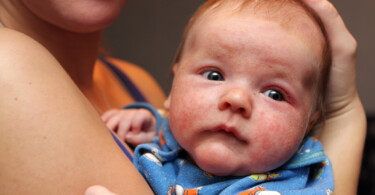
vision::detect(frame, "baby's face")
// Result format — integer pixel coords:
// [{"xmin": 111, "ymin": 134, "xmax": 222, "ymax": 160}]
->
[{"xmin": 166, "ymin": 6, "xmax": 324, "ymax": 176}]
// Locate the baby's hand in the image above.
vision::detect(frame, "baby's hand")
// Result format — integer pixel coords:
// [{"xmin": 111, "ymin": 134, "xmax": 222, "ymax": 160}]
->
[{"xmin": 102, "ymin": 108, "xmax": 157, "ymax": 146}]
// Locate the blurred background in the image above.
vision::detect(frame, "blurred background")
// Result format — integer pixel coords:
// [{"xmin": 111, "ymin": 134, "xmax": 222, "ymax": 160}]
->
[{"xmin": 102, "ymin": 0, "xmax": 375, "ymax": 193}]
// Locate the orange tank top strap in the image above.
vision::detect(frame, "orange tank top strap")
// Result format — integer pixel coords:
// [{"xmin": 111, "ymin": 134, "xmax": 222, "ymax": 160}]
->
[{"xmin": 97, "ymin": 55, "xmax": 149, "ymax": 103}]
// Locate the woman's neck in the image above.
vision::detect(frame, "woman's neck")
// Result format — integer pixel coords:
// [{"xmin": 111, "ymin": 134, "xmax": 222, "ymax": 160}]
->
[{"xmin": 0, "ymin": 1, "xmax": 101, "ymax": 89}]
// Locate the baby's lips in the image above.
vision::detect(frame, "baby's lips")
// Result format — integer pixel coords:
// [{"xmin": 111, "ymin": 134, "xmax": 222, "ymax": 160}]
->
[{"xmin": 212, "ymin": 124, "xmax": 247, "ymax": 143}]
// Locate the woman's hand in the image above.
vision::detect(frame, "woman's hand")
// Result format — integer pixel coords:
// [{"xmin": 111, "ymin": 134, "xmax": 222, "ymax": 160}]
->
[
  {"xmin": 303, "ymin": 0, "xmax": 366, "ymax": 194},
  {"xmin": 304, "ymin": 0, "xmax": 358, "ymax": 115}
]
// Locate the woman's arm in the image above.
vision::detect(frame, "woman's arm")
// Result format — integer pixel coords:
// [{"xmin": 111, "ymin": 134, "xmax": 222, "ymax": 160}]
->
[
  {"xmin": 303, "ymin": 0, "xmax": 367, "ymax": 194},
  {"xmin": 0, "ymin": 28, "xmax": 153, "ymax": 194}
]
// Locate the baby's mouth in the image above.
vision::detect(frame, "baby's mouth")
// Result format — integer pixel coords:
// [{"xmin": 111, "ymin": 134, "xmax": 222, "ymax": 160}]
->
[{"xmin": 213, "ymin": 125, "xmax": 247, "ymax": 143}]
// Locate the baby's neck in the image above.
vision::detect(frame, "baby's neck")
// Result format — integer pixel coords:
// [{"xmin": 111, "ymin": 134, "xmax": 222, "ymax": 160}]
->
[{"xmin": 180, "ymin": 150, "xmax": 196, "ymax": 165}]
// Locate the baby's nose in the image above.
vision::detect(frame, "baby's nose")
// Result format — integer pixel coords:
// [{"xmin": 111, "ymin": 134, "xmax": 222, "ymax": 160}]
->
[{"xmin": 218, "ymin": 88, "xmax": 251, "ymax": 118}]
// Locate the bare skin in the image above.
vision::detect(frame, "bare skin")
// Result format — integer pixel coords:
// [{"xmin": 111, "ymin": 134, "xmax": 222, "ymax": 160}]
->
[
  {"xmin": 87, "ymin": 0, "xmax": 367, "ymax": 194},
  {"xmin": 0, "ymin": 29, "xmax": 153, "ymax": 194},
  {"xmin": 0, "ymin": 0, "xmax": 158, "ymax": 194},
  {"xmin": 0, "ymin": 0, "xmax": 365, "ymax": 194},
  {"xmin": 0, "ymin": 0, "xmax": 165, "ymax": 114}
]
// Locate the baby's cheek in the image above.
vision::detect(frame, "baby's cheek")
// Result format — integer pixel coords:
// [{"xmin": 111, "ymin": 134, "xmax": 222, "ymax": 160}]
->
[
  {"xmin": 169, "ymin": 104, "xmax": 191, "ymax": 137},
  {"xmin": 169, "ymin": 92, "xmax": 210, "ymax": 138},
  {"xmin": 253, "ymin": 116, "xmax": 303, "ymax": 169}
]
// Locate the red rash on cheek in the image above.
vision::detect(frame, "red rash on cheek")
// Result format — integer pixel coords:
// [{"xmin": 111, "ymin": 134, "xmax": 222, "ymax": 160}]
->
[
  {"xmin": 169, "ymin": 90, "xmax": 202, "ymax": 129},
  {"xmin": 254, "ymin": 111, "xmax": 300, "ymax": 155}
]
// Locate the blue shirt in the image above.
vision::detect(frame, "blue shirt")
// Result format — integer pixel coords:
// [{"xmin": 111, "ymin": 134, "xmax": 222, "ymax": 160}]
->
[{"xmin": 128, "ymin": 103, "xmax": 334, "ymax": 195}]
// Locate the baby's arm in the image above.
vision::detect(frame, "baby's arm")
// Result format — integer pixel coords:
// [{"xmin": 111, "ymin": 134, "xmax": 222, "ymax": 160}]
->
[{"xmin": 102, "ymin": 108, "xmax": 157, "ymax": 146}]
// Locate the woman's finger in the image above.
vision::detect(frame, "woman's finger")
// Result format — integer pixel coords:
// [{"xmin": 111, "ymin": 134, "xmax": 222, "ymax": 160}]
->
[
  {"xmin": 303, "ymin": 0, "xmax": 356, "ymax": 54},
  {"xmin": 85, "ymin": 185, "xmax": 119, "ymax": 195},
  {"xmin": 303, "ymin": 0, "xmax": 358, "ymax": 112}
]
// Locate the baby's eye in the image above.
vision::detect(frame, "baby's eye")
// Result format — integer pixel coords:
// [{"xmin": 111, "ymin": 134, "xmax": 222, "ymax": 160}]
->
[
  {"xmin": 263, "ymin": 89, "xmax": 284, "ymax": 101},
  {"xmin": 202, "ymin": 70, "xmax": 224, "ymax": 81}
]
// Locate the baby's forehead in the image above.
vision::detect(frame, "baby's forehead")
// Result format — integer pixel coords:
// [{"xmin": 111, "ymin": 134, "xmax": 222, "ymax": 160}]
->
[
  {"xmin": 194, "ymin": 0, "xmax": 326, "ymax": 61},
  {"xmin": 201, "ymin": 1, "xmax": 321, "ymax": 37},
  {"xmin": 204, "ymin": 0, "xmax": 315, "ymax": 19},
  {"xmin": 217, "ymin": 2, "xmax": 317, "ymax": 30}
]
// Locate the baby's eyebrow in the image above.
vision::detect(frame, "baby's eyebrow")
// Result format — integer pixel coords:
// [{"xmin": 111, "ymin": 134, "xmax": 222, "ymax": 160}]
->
[
  {"xmin": 258, "ymin": 62, "xmax": 296, "ymax": 75},
  {"xmin": 259, "ymin": 61, "xmax": 319, "ymax": 89}
]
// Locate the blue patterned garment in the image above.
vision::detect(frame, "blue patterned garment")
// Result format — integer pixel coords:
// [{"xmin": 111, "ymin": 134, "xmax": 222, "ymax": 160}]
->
[{"xmin": 127, "ymin": 103, "xmax": 334, "ymax": 195}]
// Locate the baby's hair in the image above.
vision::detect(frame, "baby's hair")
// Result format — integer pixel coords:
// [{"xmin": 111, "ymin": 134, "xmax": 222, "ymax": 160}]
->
[{"xmin": 172, "ymin": 0, "xmax": 331, "ymax": 125}]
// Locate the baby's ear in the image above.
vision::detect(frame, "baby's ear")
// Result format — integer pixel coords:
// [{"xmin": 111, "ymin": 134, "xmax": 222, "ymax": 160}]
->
[
  {"xmin": 164, "ymin": 63, "xmax": 179, "ymax": 111},
  {"xmin": 306, "ymin": 111, "xmax": 320, "ymax": 135},
  {"xmin": 163, "ymin": 95, "xmax": 171, "ymax": 111},
  {"xmin": 172, "ymin": 63, "xmax": 179, "ymax": 74}
]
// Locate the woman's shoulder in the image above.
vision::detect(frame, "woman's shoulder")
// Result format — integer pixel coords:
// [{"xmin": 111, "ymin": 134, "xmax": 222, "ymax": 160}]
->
[
  {"xmin": 0, "ymin": 28, "xmax": 55, "ymax": 68},
  {"xmin": 0, "ymin": 28, "xmax": 62, "ymax": 91},
  {"xmin": 0, "ymin": 28, "xmax": 46, "ymax": 52}
]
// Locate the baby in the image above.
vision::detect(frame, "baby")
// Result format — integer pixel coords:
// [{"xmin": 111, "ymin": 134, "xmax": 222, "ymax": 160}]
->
[{"xmin": 103, "ymin": 0, "xmax": 333, "ymax": 194}]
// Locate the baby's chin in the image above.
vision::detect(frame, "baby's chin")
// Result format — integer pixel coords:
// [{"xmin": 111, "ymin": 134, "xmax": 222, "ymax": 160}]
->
[
  {"xmin": 195, "ymin": 160, "xmax": 258, "ymax": 176},
  {"xmin": 185, "ymin": 141, "xmax": 290, "ymax": 176},
  {"xmin": 191, "ymin": 154, "xmax": 271, "ymax": 177}
]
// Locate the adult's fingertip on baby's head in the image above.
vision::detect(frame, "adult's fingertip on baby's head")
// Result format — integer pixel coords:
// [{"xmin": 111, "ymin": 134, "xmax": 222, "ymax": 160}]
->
[{"xmin": 85, "ymin": 185, "xmax": 119, "ymax": 195}]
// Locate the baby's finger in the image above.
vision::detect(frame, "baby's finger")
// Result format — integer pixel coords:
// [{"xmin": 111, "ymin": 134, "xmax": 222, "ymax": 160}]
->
[
  {"xmin": 126, "ymin": 131, "xmax": 156, "ymax": 146},
  {"xmin": 104, "ymin": 112, "xmax": 125, "ymax": 131},
  {"xmin": 130, "ymin": 109, "xmax": 156, "ymax": 133},
  {"xmin": 101, "ymin": 109, "xmax": 120, "ymax": 123},
  {"xmin": 117, "ymin": 119, "xmax": 132, "ymax": 141}
]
